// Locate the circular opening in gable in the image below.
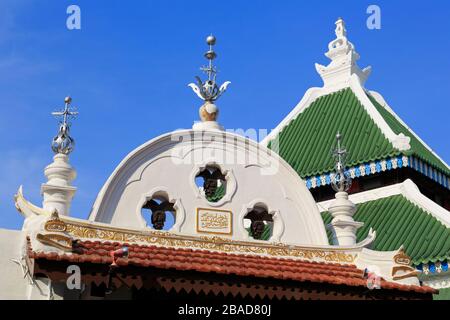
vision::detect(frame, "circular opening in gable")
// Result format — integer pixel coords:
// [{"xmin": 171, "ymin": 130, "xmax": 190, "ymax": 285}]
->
[
  {"xmin": 244, "ymin": 204, "xmax": 273, "ymax": 241},
  {"xmin": 141, "ymin": 195, "xmax": 175, "ymax": 231},
  {"xmin": 195, "ymin": 165, "xmax": 227, "ymax": 203}
]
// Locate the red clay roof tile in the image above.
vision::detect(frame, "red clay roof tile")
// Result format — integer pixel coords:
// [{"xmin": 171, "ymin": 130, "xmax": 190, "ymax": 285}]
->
[{"xmin": 29, "ymin": 239, "xmax": 436, "ymax": 294}]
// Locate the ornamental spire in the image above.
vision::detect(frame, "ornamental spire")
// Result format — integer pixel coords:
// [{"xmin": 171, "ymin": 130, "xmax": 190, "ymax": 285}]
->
[
  {"xmin": 327, "ymin": 131, "xmax": 363, "ymax": 246},
  {"xmin": 315, "ymin": 18, "xmax": 371, "ymax": 89},
  {"xmin": 189, "ymin": 35, "xmax": 231, "ymax": 130},
  {"xmin": 51, "ymin": 96, "xmax": 78, "ymax": 155},
  {"xmin": 41, "ymin": 96, "xmax": 78, "ymax": 216},
  {"xmin": 331, "ymin": 132, "xmax": 352, "ymax": 192}
]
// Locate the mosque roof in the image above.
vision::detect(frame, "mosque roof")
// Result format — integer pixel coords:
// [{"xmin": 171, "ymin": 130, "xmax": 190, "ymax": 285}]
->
[{"xmin": 28, "ymin": 238, "xmax": 436, "ymax": 295}]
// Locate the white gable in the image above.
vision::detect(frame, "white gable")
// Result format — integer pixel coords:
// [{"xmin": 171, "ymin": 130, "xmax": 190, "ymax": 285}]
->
[{"xmin": 88, "ymin": 129, "xmax": 329, "ymax": 246}]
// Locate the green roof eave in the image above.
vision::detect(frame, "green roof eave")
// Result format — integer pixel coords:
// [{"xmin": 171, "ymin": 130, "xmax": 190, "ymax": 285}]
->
[{"xmin": 321, "ymin": 194, "xmax": 450, "ymax": 266}]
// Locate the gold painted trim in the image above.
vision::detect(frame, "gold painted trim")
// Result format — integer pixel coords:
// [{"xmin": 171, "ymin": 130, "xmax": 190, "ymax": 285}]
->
[
  {"xmin": 62, "ymin": 220, "xmax": 356, "ymax": 264},
  {"xmin": 393, "ymin": 271, "xmax": 420, "ymax": 281},
  {"xmin": 196, "ymin": 207, "xmax": 233, "ymax": 236},
  {"xmin": 36, "ymin": 233, "xmax": 73, "ymax": 251},
  {"xmin": 44, "ymin": 211, "xmax": 67, "ymax": 232},
  {"xmin": 393, "ymin": 251, "xmax": 411, "ymax": 266}
]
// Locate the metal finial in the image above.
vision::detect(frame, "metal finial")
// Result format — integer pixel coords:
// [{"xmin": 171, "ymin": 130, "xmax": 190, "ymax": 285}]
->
[
  {"xmin": 188, "ymin": 35, "xmax": 231, "ymax": 103},
  {"xmin": 206, "ymin": 34, "xmax": 216, "ymax": 46},
  {"xmin": 331, "ymin": 132, "xmax": 352, "ymax": 192},
  {"xmin": 51, "ymin": 96, "xmax": 78, "ymax": 155}
]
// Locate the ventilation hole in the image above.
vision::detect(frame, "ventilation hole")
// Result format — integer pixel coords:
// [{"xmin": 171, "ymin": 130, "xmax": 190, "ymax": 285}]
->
[
  {"xmin": 195, "ymin": 165, "xmax": 226, "ymax": 203},
  {"xmin": 244, "ymin": 204, "xmax": 273, "ymax": 241},
  {"xmin": 141, "ymin": 195, "xmax": 176, "ymax": 230}
]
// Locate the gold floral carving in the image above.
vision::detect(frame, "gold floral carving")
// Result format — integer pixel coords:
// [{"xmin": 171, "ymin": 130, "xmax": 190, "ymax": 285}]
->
[{"xmin": 64, "ymin": 222, "xmax": 356, "ymax": 263}]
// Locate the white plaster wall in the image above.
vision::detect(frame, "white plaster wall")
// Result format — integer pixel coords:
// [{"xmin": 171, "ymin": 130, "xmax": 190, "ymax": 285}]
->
[
  {"xmin": 89, "ymin": 130, "xmax": 329, "ymax": 246},
  {"xmin": 0, "ymin": 229, "xmax": 29, "ymax": 299}
]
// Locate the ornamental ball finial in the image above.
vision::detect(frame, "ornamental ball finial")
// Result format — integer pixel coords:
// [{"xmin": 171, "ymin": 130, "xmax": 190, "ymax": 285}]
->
[
  {"xmin": 206, "ymin": 35, "xmax": 216, "ymax": 46},
  {"xmin": 65, "ymin": 96, "xmax": 72, "ymax": 104}
]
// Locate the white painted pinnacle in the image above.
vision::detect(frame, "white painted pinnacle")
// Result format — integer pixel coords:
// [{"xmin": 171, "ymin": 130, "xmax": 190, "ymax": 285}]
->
[
  {"xmin": 315, "ymin": 18, "xmax": 372, "ymax": 89},
  {"xmin": 41, "ymin": 153, "xmax": 77, "ymax": 216},
  {"xmin": 327, "ymin": 191, "xmax": 363, "ymax": 246}
]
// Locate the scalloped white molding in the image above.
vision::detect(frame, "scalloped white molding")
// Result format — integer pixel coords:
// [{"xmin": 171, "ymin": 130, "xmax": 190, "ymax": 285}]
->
[{"xmin": 318, "ymin": 179, "xmax": 450, "ymax": 228}]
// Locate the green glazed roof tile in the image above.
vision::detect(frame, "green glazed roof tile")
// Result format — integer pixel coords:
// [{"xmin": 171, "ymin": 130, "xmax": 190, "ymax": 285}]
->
[
  {"xmin": 268, "ymin": 88, "xmax": 449, "ymax": 178},
  {"xmin": 367, "ymin": 94, "xmax": 450, "ymax": 175},
  {"xmin": 268, "ymin": 88, "xmax": 400, "ymax": 178},
  {"xmin": 321, "ymin": 195, "xmax": 450, "ymax": 265}
]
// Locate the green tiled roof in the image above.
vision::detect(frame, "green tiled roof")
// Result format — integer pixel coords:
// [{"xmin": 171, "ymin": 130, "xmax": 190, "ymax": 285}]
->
[
  {"xmin": 321, "ymin": 195, "xmax": 450, "ymax": 265},
  {"xmin": 268, "ymin": 88, "xmax": 449, "ymax": 178},
  {"xmin": 368, "ymin": 94, "xmax": 450, "ymax": 175}
]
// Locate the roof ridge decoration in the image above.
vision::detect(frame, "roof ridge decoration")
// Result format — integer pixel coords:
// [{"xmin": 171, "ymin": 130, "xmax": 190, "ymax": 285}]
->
[
  {"xmin": 189, "ymin": 35, "xmax": 231, "ymax": 131},
  {"xmin": 315, "ymin": 18, "xmax": 372, "ymax": 90}
]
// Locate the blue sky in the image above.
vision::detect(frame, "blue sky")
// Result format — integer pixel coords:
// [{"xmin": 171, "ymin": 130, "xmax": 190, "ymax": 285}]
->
[{"xmin": 0, "ymin": 0, "xmax": 449, "ymax": 229}]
